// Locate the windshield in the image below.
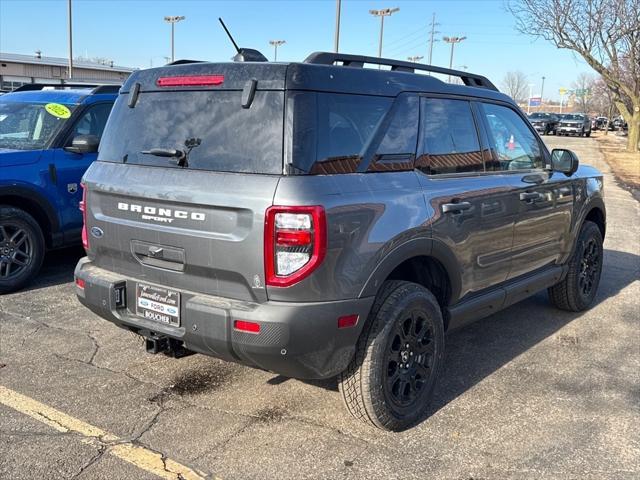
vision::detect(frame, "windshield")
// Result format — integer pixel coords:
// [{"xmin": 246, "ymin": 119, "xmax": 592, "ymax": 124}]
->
[
  {"xmin": 562, "ymin": 114, "xmax": 584, "ymax": 120},
  {"xmin": 99, "ymin": 90, "xmax": 284, "ymax": 174},
  {"xmin": 0, "ymin": 101, "xmax": 75, "ymax": 150},
  {"xmin": 529, "ymin": 113, "xmax": 550, "ymax": 119}
]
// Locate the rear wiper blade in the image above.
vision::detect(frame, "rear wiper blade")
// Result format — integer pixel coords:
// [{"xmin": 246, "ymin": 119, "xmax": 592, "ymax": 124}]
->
[{"xmin": 140, "ymin": 148, "xmax": 187, "ymax": 167}]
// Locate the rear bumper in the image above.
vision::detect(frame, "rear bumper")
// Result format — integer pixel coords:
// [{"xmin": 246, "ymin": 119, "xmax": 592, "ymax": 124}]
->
[{"xmin": 74, "ymin": 258, "xmax": 374, "ymax": 379}]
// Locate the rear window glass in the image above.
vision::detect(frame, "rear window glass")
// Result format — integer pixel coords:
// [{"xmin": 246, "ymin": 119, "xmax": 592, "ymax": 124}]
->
[
  {"xmin": 287, "ymin": 92, "xmax": 392, "ymax": 173},
  {"xmin": 98, "ymin": 90, "xmax": 284, "ymax": 174}
]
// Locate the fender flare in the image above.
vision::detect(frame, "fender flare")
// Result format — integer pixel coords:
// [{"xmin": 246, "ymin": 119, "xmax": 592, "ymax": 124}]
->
[
  {"xmin": 0, "ymin": 185, "xmax": 60, "ymax": 241},
  {"xmin": 358, "ymin": 237, "xmax": 462, "ymax": 303}
]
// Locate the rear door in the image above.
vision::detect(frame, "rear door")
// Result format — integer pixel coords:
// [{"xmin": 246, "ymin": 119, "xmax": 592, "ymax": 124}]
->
[
  {"xmin": 83, "ymin": 67, "xmax": 286, "ymax": 303},
  {"xmin": 52, "ymin": 101, "xmax": 113, "ymax": 234},
  {"xmin": 478, "ymin": 101, "xmax": 574, "ymax": 279},
  {"xmin": 417, "ymin": 97, "xmax": 515, "ymax": 301}
]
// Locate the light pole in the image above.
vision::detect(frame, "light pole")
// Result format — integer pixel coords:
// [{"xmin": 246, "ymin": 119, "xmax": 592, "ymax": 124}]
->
[
  {"xmin": 269, "ymin": 40, "xmax": 286, "ymax": 61},
  {"xmin": 67, "ymin": 0, "xmax": 73, "ymax": 79},
  {"xmin": 334, "ymin": 0, "xmax": 341, "ymax": 53},
  {"xmin": 407, "ymin": 55, "xmax": 423, "ymax": 63},
  {"xmin": 164, "ymin": 16, "xmax": 185, "ymax": 63},
  {"xmin": 540, "ymin": 76, "xmax": 546, "ymax": 105},
  {"xmin": 369, "ymin": 8, "xmax": 400, "ymax": 60},
  {"xmin": 443, "ymin": 36, "xmax": 466, "ymax": 82}
]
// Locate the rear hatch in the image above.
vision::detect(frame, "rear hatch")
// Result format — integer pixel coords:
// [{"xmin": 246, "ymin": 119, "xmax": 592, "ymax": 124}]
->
[{"xmin": 82, "ymin": 62, "xmax": 287, "ymax": 302}]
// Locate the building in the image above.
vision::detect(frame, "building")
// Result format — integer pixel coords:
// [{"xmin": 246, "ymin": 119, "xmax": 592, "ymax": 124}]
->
[{"xmin": 0, "ymin": 52, "xmax": 135, "ymax": 91}]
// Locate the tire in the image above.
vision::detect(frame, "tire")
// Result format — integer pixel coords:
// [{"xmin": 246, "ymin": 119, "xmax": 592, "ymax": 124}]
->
[
  {"xmin": 338, "ymin": 280, "xmax": 445, "ymax": 431},
  {"xmin": 548, "ymin": 221, "xmax": 603, "ymax": 311},
  {"xmin": 585, "ymin": 131, "xmax": 591, "ymax": 137},
  {"xmin": 0, "ymin": 206, "xmax": 45, "ymax": 294}
]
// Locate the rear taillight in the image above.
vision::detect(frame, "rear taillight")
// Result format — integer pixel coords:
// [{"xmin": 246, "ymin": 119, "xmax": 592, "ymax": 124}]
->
[
  {"xmin": 80, "ymin": 183, "xmax": 88, "ymax": 251},
  {"xmin": 264, "ymin": 206, "xmax": 326, "ymax": 287}
]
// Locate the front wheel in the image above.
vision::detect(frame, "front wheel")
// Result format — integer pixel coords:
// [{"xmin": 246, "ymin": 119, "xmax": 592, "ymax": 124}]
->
[
  {"xmin": 548, "ymin": 221, "xmax": 603, "ymax": 311},
  {"xmin": 0, "ymin": 207, "xmax": 45, "ymax": 294},
  {"xmin": 339, "ymin": 281, "xmax": 445, "ymax": 431}
]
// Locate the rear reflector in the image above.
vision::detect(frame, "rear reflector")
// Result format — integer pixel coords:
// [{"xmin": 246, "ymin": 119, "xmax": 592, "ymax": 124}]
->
[
  {"xmin": 338, "ymin": 314, "xmax": 359, "ymax": 329},
  {"xmin": 156, "ymin": 75, "xmax": 224, "ymax": 87},
  {"xmin": 234, "ymin": 320, "xmax": 260, "ymax": 334},
  {"xmin": 75, "ymin": 277, "xmax": 85, "ymax": 289}
]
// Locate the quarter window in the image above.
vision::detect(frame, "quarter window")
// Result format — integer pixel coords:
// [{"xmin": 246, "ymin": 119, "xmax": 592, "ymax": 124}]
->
[
  {"xmin": 480, "ymin": 103, "xmax": 543, "ymax": 171},
  {"xmin": 418, "ymin": 98, "xmax": 484, "ymax": 175},
  {"xmin": 68, "ymin": 103, "xmax": 112, "ymax": 142}
]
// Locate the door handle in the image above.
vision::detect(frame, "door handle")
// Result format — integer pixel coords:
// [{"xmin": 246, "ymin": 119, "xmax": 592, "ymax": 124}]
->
[
  {"xmin": 442, "ymin": 201, "xmax": 472, "ymax": 213},
  {"xmin": 519, "ymin": 192, "xmax": 543, "ymax": 202}
]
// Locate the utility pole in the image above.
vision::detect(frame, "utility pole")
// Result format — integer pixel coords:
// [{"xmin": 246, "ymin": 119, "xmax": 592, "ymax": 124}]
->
[
  {"xmin": 540, "ymin": 76, "xmax": 546, "ymax": 105},
  {"xmin": 164, "ymin": 16, "xmax": 185, "ymax": 63},
  {"xmin": 369, "ymin": 7, "xmax": 400, "ymax": 61},
  {"xmin": 407, "ymin": 55, "xmax": 424, "ymax": 63},
  {"xmin": 334, "ymin": 0, "xmax": 341, "ymax": 53},
  {"xmin": 427, "ymin": 12, "xmax": 439, "ymax": 66},
  {"xmin": 269, "ymin": 40, "xmax": 286, "ymax": 61},
  {"xmin": 443, "ymin": 36, "xmax": 466, "ymax": 82},
  {"xmin": 67, "ymin": 0, "xmax": 73, "ymax": 79}
]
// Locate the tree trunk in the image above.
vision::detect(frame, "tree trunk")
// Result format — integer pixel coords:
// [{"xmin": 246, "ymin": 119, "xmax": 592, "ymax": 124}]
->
[{"xmin": 628, "ymin": 109, "xmax": 640, "ymax": 153}]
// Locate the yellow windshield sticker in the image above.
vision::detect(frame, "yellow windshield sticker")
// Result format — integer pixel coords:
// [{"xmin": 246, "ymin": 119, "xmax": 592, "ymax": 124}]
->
[{"xmin": 45, "ymin": 103, "xmax": 71, "ymax": 119}]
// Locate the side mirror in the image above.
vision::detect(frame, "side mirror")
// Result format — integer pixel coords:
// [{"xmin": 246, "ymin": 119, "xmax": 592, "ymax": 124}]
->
[
  {"xmin": 64, "ymin": 134, "xmax": 99, "ymax": 154},
  {"xmin": 551, "ymin": 148, "xmax": 579, "ymax": 176}
]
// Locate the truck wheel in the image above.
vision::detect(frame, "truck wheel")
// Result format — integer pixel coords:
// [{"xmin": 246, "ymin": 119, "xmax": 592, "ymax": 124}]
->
[
  {"xmin": 0, "ymin": 207, "xmax": 45, "ymax": 294},
  {"xmin": 548, "ymin": 221, "xmax": 603, "ymax": 311},
  {"xmin": 338, "ymin": 281, "xmax": 445, "ymax": 431},
  {"xmin": 585, "ymin": 131, "xmax": 591, "ymax": 137}
]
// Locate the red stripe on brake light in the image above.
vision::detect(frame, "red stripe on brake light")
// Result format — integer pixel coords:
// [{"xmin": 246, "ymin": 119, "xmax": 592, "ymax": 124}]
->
[
  {"xmin": 276, "ymin": 230, "xmax": 312, "ymax": 246},
  {"xmin": 156, "ymin": 75, "xmax": 224, "ymax": 87}
]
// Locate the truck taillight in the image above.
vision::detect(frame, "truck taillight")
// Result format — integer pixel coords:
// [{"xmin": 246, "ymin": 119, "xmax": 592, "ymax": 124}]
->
[
  {"xmin": 80, "ymin": 183, "xmax": 88, "ymax": 251},
  {"xmin": 264, "ymin": 206, "xmax": 326, "ymax": 287}
]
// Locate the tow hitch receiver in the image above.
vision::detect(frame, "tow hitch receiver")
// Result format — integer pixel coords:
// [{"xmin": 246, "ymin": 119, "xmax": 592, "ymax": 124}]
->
[{"xmin": 144, "ymin": 335, "xmax": 194, "ymax": 358}]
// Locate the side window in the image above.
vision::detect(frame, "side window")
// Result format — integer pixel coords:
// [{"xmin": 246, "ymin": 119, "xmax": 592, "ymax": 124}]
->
[
  {"xmin": 67, "ymin": 103, "xmax": 112, "ymax": 143},
  {"xmin": 417, "ymin": 98, "xmax": 484, "ymax": 175},
  {"xmin": 480, "ymin": 103, "xmax": 543, "ymax": 171}
]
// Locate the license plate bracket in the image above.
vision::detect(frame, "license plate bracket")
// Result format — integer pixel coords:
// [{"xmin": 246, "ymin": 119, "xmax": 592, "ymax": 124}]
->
[{"xmin": 136, "ymin": 283, "xmax": 181, "ymax": 327}]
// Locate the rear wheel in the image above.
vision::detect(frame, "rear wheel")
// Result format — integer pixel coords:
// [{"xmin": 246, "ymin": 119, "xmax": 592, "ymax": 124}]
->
[
  {"xmin": 548, "ymin": 221, "xmax": 603, "ymax": 311},
  {"xmin": 339, "ymin": 281, "xmax": 445, "ymax": 431},
  {"xmin": 0, "ymin": 207, "xmax": 45, "ymax": 294},
  {"xmin": 585, "ymin": 130, "xmax": 591, "ymax": 137}
]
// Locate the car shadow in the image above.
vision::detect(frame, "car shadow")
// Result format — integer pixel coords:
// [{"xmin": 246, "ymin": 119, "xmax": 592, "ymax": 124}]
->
[
  {"xmin": 297, "ymin": 249, "xmax": 639, "ymax": 415},
  {"xmin": 19, "ymin": 246, "xmax": 85, "ymax": 293}
]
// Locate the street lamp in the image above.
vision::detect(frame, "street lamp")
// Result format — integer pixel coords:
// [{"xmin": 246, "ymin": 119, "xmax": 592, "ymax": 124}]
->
[
  {"xmin": 407, "ymin": 55, "xmax": 424, "ymax": 63},
  {"xmin": 164, "ymin": 15, "xmax": 185, "ymax": 63},
  {"xmin": 443, "ymin": 36, "xmax": 466, "ymax": 82},
  {"xmin": 369, "ymin": 7, "xmax": 400, "ymax": 60},
  {"xmin": 67, "ymin": 0, "xmax": 73, "ymax": 79},
  {"xmin": 334, "ymin": 0, "xmax": 342, "ymax": 53},
  {"xmin": 540, "ymin": 76, "xmax": 546, "ymax": 105},
  {"xmin": 269, "ymin": 40, "xmax": 286, "ymax": 61}
]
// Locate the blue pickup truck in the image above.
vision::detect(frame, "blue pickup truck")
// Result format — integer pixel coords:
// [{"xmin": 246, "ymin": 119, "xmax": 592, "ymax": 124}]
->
[{"xmin": 0, "ymin": 84, "xmax": 118, "ymax": 293}]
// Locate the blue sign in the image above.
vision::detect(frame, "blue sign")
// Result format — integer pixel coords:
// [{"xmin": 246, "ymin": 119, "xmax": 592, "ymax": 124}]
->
[{"xmin": 529, "ymin": 96, "xmax": 541, "ymax": 106}]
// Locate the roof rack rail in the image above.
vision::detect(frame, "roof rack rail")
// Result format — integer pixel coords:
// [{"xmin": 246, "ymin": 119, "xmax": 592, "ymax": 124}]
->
[
  {"xmin": 11, "ymin": 83, "xmax": 118, "ymax": 92},
  {"xmin": 167, "ymin": 59, "xmax": 205, "ymax": 66},
  {"xmin": 91, "ymin": 85, "xmax": 121, "ymax": 94},
  {"xmin": 303, "ymin": 52, "xmax": 498, "ymax": 91}
]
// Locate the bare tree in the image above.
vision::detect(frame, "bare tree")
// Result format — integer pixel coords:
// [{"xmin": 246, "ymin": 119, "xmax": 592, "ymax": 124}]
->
[
  {"xmin": 571, "ymin": 73, "xmax": 595, "ymax": 113},
  {"xmin": 509, "ymin": 0, "xmax": 640, "ymax": 152},
  {"xmin": 501, "ymin": 71, "xmax": 528, "ymax": 102}
]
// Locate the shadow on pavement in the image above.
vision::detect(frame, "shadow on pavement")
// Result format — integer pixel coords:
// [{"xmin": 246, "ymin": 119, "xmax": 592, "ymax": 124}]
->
[{"xmin": 19, "ymin": 246, "xmax": 85, "ymax": 292}]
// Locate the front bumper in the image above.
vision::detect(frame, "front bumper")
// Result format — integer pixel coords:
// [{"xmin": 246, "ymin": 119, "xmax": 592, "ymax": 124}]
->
[
  {"xmin": 557, "ymin": 126, "xmax": 584, "ymax": 134},
  {"xmin": 532, "ymin": 124, "xmax": 548, "ymax": 133},
  {"xmin": 74, "ymin": 258, "xmax": 374, "ymax": 379}
]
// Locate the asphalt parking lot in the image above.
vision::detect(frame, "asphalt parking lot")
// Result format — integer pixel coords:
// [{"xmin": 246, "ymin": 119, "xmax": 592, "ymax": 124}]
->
[{"xmin": 1, "ymin": 136, "xmax": 638, "ymax": 480}]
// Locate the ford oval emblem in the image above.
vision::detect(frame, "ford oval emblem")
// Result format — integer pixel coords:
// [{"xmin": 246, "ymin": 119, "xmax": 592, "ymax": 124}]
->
[{"xmin": 90, "ymin": 226, "xmax": 104, "ymax": 238}]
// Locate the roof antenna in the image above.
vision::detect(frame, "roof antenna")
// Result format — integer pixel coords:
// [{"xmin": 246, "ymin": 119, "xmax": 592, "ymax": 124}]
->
[{"xmin": 218, "ymin": 17, "xmax": 268, "ymax": 62}]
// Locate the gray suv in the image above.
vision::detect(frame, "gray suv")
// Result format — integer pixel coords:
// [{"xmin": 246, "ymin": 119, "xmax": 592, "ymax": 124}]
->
[{"xmin": 75, "ymin": 53, "xmax": 606, "ymax": 431}]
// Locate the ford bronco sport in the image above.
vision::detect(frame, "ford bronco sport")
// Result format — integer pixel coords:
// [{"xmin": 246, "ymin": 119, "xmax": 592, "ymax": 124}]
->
[
  {"xmin": 0, "ymin": 84, "xmax": 118, "ymax": 293},
  {"xmin": 75, "ymin": 52, "xmax": 605, "ymax": 431}
]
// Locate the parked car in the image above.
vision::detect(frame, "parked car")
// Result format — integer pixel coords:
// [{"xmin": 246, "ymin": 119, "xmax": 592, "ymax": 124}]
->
[
  {"xmin": 75, "ymin": 52, "xmax": 606, "ymax": 431},
  {"xmin": 594, "ymin": 116, "xmax": 608, "ymax": 130},
  {"xmin": 0, "ymin": 84, "xmax": 118, "ymax": 293},
  {"xmin": 557, "ymin": 113, "xmax": 592, "ymax": 136},
  {"xmin": 609, "ymin": 115, "xmax": 628, "ymax": 131},
  {"xmin": 527, "ymin": 112, "xmax": 559, "ymax": 135}
]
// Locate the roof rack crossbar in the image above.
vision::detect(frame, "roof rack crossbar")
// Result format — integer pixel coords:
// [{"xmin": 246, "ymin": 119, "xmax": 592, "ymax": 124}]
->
[
  {"xmin": 303, "ymin": 52, "xmax": 498, "ymax": 91},
  {"xmin": 11, "ymin": 83, "xmax": 118, "ymax": 92}
]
